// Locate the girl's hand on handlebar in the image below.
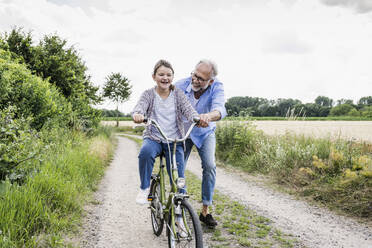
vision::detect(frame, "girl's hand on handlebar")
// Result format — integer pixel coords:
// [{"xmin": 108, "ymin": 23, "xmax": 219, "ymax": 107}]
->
[
  {"xmin": 133, "ymin": 114, "xmax": 145, "ymax": 123},
  {"xmin": 197, "ymin": 114, "xmax": 210, "ymax": 127}
]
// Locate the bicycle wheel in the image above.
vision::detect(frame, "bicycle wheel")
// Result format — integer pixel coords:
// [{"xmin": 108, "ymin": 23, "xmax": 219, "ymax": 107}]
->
[
  {"xmin": 167, "ymin": 199, "xmax": 203, "ymax": 248},
  {"xmin": 150, "ymin": 179, "xmax": 164, "ymax": 236}
]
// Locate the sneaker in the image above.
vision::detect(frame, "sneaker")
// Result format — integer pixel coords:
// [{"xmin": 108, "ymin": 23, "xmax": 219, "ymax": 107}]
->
[
  {"xmin": 199, "ymin": 213, "xmax": 217, "ymax": 227},
  {"xmin": 135, "ymin": 187, "xmax": 150, "ymax": 205},
  {"xmin": 176, "ymin": 216, "xmax": 188, "ymax": 238}
]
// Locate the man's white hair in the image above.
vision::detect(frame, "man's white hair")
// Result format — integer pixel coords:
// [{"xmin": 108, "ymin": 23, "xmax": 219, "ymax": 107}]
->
[{"xmin": 196, "ymin": 59, "xmax": 218, "ymax": 78}]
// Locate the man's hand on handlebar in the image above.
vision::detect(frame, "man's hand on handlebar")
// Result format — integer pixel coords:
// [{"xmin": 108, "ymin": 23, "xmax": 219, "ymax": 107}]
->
[
  {"xmin": 197, "ymin": 113, "xmax": 210, "ymax": 128},
  {"xmin": 133, "ymin": 113, "xmax": 145, "ymax": 124}
]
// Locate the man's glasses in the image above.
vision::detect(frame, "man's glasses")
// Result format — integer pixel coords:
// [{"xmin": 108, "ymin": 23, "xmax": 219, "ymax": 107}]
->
[{"xmin": 191, "ymin": 71, "xmax": 210, "ymax": 83}]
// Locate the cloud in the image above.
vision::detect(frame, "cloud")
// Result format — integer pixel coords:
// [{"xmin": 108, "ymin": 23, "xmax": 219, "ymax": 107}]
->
[
  {"xmin": 261, "ymin": 31, "xmax": 312, "ymax": 54},
  {"xmin": 321, "ymin": 0, "xmax": 372, "ymax": 13},
  {"xmin": 46, "ymin": 0, "xmax": 110, "ymax": 15}
]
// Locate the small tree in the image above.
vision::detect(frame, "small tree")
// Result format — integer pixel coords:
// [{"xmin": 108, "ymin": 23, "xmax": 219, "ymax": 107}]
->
[{"xmin": 103, "ymin": 72, "xmax": 132, "ymax": 127}]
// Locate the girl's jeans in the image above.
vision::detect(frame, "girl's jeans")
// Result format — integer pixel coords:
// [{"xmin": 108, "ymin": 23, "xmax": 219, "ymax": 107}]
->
[{"xmin": 138, "ymin": 138, "xmax": 185, "ymax": 191}]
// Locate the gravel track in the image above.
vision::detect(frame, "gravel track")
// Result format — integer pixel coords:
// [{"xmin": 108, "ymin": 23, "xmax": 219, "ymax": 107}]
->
[{"xmin": 80, "ymin": 135, "xmax": 371, "ymax": 248}]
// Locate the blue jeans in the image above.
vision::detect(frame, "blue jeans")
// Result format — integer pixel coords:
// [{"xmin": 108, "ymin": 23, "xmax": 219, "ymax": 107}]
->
[
  {"xmin": 184, "ymin": 133, "xmax": 216, "ymax": 206},
  {"xmin": 138, "ymin": 138, "xmax": 185, "ymax": 191}
]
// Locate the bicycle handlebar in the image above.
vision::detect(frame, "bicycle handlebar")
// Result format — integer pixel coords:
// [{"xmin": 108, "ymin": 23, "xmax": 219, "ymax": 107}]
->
[{"xmin": 143, "ymin": 117, "xmax": 199, "ymax": 143}]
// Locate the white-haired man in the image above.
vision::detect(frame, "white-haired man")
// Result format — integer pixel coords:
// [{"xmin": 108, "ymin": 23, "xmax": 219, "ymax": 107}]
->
[{"xmin": 175, "ymin": 60, "xmax": 226, "ymax": 227}]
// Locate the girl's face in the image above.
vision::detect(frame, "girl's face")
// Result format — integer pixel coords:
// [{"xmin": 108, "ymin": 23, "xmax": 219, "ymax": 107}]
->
[{"xmin": 153, "ymin": 65, "xmax": 174, "ymax": 91}]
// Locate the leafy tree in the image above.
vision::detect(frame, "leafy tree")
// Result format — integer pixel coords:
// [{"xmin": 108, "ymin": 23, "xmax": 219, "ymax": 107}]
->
[
  {"xmin": 329, "ymin": 104, "xmax": 355, "ymax": 116},
  {"xmin": 315, "ymin": 96, "xmax": 333, "ymax": 107},
  {"xmin": 103, "ymin": 72, "xmax": 132, "ymax": 126},
  {"xmin": 348, "ymin": 108, "xmax": 360, "ymax": 117},
  {"xmin": 276, "ymin": 98, "xmax": 302, "ymax": 117},
  {"xmin": 360, "ymin": 106, "xmax": 372, "ymax": 118},
  {"xmin": 336, "ymin": 98, "xmax": 354, "ymax": 106},
  {"xmin": 0, "ymin": 27, "xmax": 34, "ymax": 65},
  {"xmin": 1, "ymin": 28, "xmax": 101, "ymax": 129},
  {"xmin": 357, "ymin": 96, "xmax": 372, "ymax": 109}
]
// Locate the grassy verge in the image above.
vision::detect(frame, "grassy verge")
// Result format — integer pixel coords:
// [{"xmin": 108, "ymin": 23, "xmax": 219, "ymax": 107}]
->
[
  {"xmin": 185, "ymin": 171, "xmax": 300, "ymax": 248},
  {"xmin": 216, "ymin": 121, "xmax": 372, "ymax": 220},
  {"xmin": 101, "ymin": 116, "xmax": 132, "ymax": 121},
  {"xmin": 0, "ymin": 127, "xmax": 114, "ymax": 247},
  {"xmin": 120, "ymin": 133, "xmax": 300, "ymax": 247}
]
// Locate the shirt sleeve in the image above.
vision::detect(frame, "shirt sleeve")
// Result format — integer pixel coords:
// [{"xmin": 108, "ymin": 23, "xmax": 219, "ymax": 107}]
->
[
  {"xmin": 211, "ymin": 82, "xmax": 227, "ymax": 120},
  {"xmin": 131, "ymin": 90, "xmax": 150, "ymax": 117}
]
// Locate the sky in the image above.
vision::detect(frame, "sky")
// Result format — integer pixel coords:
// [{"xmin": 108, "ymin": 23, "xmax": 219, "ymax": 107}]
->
[{"xmin": 1, "ymin": 0, "xmax": 372, "ymax": 113}]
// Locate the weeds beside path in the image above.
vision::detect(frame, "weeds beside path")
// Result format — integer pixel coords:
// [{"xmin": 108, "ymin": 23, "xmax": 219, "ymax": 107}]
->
[{"xmin": 186, "ymin": 153, "xmax": 371, "ymax": 248}]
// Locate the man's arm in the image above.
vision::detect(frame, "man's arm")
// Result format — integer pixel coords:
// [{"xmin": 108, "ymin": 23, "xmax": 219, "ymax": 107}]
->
[{"xmin": 198, "ymin": 82, "xmax": 226, "ymax": 127}]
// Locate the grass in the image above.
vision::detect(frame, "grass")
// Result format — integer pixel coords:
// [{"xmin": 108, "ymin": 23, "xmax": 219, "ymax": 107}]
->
[
  {"xmin": 101, "ymin": 116, "xmax": 132, "ymax": 121},
  {"xmin": 216, "ymin": 121, "xmax": 372, "ymax": 220},
  {"xmin": 185, "ymin": 171, "xmax": 300, "ymax": 248},
  {"xmin": 0, "ymin": 128, "xmax": 114, "ymax": 247}
]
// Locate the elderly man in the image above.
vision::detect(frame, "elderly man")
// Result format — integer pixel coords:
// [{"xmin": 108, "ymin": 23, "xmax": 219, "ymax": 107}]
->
[{"xmin": 175, "ymin": 60, "xmax": 227, "ymax": 227}]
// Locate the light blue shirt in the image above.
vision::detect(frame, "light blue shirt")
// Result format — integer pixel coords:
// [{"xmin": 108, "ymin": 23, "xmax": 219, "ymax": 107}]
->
[{"xmin": 175, "ymin": 77, "xmax": 227, "ymax": 148}]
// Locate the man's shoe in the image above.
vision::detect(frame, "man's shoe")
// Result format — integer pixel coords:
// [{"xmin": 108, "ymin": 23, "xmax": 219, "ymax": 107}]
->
[
  {"xmin": 199, "ymin": 213, "xmax": 217, "ymax": 227},
  {"xmin": 135, "ymin": 187, "xmax": 150, "ymax": 205}
]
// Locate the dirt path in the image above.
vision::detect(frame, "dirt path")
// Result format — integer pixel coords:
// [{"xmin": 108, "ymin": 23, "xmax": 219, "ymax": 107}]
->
[
  {"xmin": 79, "ymin": 136, "xmax": 167, "ymax": 247},
  {"xmin": 80, "ymin": 136, "xmax": 371, "ymax": 248}
]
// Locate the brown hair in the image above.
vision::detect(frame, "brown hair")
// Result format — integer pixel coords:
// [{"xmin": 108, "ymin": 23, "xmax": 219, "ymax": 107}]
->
[{"xmin": 153, "ymin": 59, "xmax": 175, "ymax": 90}]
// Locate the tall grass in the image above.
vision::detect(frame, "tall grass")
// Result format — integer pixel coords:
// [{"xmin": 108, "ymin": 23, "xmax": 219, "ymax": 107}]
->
[
  {"xmin": 0, "ymin": 127, "xmax": 114, "ymax": 247},
  {"xmin": 216, "ymin": 121, "xmax": 372, "ymax": 218}
]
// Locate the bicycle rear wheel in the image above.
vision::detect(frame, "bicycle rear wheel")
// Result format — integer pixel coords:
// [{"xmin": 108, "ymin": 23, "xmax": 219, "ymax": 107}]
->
[
  {"xmin": 167, "ymin": 199, "xmax": 203, "ymax": 248},
  {"xmin": 150, "ymin": 179, "xmax": 164, "ymax": 236}
]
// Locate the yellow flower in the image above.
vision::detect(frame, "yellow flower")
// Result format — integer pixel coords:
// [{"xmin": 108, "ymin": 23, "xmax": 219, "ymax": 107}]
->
[
  {"xmin": 329, "ymin": 148, "xmax": 344, "ymax": 162},
  {"xmin": 299, "ymin": 167, "xmax": 315, "ymax": 176},
  {"xmin": 344, "ymin": 169, "xmax": 358, "ymax": 179}
]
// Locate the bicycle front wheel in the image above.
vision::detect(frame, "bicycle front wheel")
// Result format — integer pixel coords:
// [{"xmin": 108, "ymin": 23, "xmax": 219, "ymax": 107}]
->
[
  {"xmin": 150, "ymin": 179, "xmax": 164, "ymax": 236},
  {"xmin": 167, "ymin": 199, "xmax": 203, "ymax": 248}
]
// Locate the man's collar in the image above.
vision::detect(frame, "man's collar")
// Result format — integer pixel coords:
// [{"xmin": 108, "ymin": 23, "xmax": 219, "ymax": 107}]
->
[{"xmin": 185, "ymin": 77, "xmax": 193, "ymax": 93}]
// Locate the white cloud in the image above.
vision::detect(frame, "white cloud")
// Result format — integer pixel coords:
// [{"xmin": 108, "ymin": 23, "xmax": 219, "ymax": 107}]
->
[
  {"xmin": 262, "ymin": 31, "xmax": 312, "ymax": 54},
  {"xmin": 321, "ymin": 0, "xmax": 372, "ymax": 13},
  {"xmin": 1, "ymin": 0, "xmax": 372, "ymax": 113}
]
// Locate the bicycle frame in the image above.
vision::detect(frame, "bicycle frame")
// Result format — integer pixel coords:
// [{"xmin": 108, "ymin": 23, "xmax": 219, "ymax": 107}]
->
[{"xmin": 147, "ymin": 117, "xmax": 199, "ymax": 238}]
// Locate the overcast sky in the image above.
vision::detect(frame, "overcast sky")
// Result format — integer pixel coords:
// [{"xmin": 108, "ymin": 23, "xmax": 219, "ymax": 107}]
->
[{"xmin": 1, "ymin": 0, "xmax": 372, "ymax": 113}]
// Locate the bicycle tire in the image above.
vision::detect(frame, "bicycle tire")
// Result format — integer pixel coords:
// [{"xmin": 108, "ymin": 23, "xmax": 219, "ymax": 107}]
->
[
  {"xmin": 150, "ymin": 179, "xmax": 164, "ymax": 236},
  {"xmin": 167, "ymin": 199, "xmax": 203, "ymax": 248}
]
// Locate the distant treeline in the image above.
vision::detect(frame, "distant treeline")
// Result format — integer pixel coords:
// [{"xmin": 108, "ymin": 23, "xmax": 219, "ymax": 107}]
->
[
  {"xmin": 226, "ymin": 96, "xmax": 372, "ymax": 118},
  {"xmin": 100, "ymin": 109, "xmax": 130, "ymax": 117}
]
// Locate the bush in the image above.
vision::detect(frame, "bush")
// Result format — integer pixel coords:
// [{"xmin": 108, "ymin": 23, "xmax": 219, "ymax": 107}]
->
[
  {"xmin": 0, "ymin": 107, "xmax": 44, "ymax": 182},
  {"xmin": 0, "ymin": 49, "xmax": 72, "ymax": 130}
]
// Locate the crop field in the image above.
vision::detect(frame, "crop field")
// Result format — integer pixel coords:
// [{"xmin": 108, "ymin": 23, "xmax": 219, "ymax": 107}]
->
[{"xmin": 101, "ymin": 120, "xmax": 372, "ymax": 143}]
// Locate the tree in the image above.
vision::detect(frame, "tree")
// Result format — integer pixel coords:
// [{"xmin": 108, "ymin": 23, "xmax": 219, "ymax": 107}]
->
[
  {"xmin": 315, "ymin": 96, "xmax": 333, "ymax": 107},
  {"xmin": 1, "ymin": 28, "xmax": 101, "ymax": 129},
  {"xmin": 103, "ymin": 73, "xmax": 132, "ymax": 127},
  {"xmin": 336, "ymin": 98, "xmax": 354, "ymax": 106},
  {"xmin": 357, "ymin": 96, "xmax": 372, "ymax": 110},
  {"xmin": 329, "ymin": 104, "xmax": 355, "ymax": 116}
]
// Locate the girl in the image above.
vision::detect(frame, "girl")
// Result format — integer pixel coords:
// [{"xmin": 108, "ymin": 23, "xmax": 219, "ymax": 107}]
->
[{"xmin": 132, "ymin": 59, "xmax": 199, "ymax": 204}]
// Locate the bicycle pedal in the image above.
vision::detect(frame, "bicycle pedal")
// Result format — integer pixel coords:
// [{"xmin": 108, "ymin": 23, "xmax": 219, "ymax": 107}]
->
[{"xmin": 147, "ymin": 196, "xmax": 154, "ymax": 201}]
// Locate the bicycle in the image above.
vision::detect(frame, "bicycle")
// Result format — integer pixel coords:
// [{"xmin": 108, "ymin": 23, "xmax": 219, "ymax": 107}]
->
[{"xmin": 145, "ymin": 117, "xmax": 203, "ymax": 248}]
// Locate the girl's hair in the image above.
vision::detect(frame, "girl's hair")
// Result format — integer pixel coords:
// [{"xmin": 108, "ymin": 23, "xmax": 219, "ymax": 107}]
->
[{"xmin": 153, "ymin": 59, "xmax": 175, "ymax": 90}]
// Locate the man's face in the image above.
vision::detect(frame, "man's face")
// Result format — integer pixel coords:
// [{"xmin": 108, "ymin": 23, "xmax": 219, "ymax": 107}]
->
[{"xmin": 191, "ymin": 63, "xmax": 213, "ymax": 91}]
